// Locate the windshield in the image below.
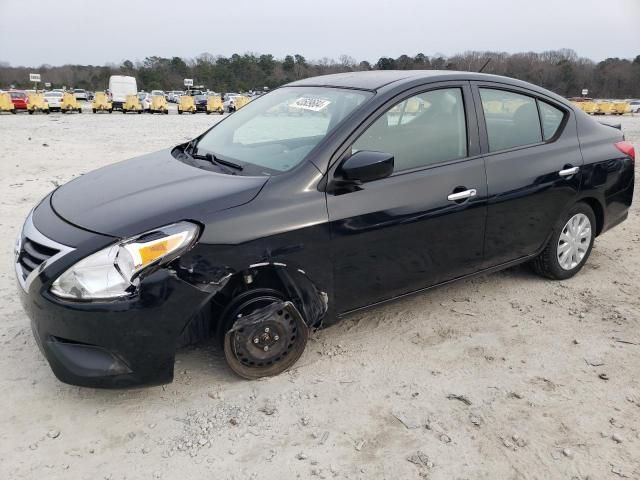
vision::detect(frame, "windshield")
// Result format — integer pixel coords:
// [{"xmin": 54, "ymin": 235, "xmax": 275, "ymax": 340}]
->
[{"xmin": 196, "ymin": 86, "xmax": 372, "ymax": 174}]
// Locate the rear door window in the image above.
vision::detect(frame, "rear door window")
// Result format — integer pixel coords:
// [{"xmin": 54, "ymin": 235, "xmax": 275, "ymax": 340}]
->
[{"xmin": 479, "ymin": 89, "xmax": 542, "ymax": 152}]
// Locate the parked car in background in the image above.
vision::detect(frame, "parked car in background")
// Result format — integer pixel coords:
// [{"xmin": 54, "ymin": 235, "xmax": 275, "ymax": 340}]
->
[
  {"xmin": 223, "ymin": 93, "xmax": 241, "ymax": 112},
  {"xmin": 86, "ymin": 91, "xmax": 95, "ymax": 101},
  {"xmin": 629, "ymin": 100, "xmax": 640, "ymax": 114},
  {"xmin": 151, "ymin": 90, "xmax": 165, "ymax": 99},
  {"xmin": 169, "ymin": 91, "xmax": 184, "ymax": 103},
  {"xmin": 43, "ymin": 91, "xmax": 63, "ymax": 111},
  {"xmin": 9, "ymin": 91, "xmax": 28, "ymax": 111},
  {"xmin": 108, "ymin": 75, "xmax": 137, "ymax": 111},
  {"xmin": 73, "ymin": 89, "xmax": 88, "ymax": 101},
  {"xmin": 194, "ymin": 94, "xmax": 208, "ymax": 112},
  {"xmin": 137, "ymin": 92, "xmax": 152, "ymax": 112}
]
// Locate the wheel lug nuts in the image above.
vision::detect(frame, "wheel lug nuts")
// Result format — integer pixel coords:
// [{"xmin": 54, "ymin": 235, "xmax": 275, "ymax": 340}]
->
[
  {"xmin": 263, "ymin": 346, "xmax": 269, "ymax": 351},
  {"xmin": 264, "ymin": 327, "xmax": 270, "ymax": 333},
  {"xmin": 253, "ymin": 338, "xmax": 259, "ymax": 344},
  {"xmin": 274, "ymin": 335, "xmax": 279, "ymax": 341}
]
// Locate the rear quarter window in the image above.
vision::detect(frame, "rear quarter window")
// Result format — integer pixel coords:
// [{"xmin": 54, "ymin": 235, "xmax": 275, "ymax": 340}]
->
[{"xmin": 538, "ymin": 101, "xmax": 564, "ymax": 140}]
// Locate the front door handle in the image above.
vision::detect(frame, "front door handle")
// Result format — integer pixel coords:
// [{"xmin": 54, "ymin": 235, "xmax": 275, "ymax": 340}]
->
[
  {"xmin": 447, "ymin": 189, "xmax": 477, "ymax": 202},
  {"xmin": 559, "ymin": 166, "xmax": 580, "ymax": 177}
]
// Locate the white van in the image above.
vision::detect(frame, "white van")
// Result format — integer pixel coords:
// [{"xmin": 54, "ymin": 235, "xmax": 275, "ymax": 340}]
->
[{"xmin": 108, "ymin": 75, "xmax": 137, "ymax": 110}]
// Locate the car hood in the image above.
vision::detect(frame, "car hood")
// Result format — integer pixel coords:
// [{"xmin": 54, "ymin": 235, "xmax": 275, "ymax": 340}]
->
[{"xmin": 51, "ymin": 148, "xmax": 269, "ymax": 237}]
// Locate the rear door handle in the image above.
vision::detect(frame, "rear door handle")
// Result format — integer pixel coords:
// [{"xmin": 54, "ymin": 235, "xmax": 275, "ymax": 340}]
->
[
  {"xmin": 559, "ymin": 166, "xmax": 580, "ymax": 177},
  {"xmin": 447, "ymin": 189, "xmax": 477, "ymax": 202}
]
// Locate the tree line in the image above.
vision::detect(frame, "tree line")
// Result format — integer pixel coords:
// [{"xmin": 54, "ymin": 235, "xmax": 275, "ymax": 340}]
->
[{"xmin": 1, "ymin": 49, "xmax": 638, "ymax": 98}]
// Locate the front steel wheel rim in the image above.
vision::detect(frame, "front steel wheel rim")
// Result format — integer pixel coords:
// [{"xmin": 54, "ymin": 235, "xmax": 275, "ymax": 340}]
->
[{"xmin": 557, "ymin": 213, "xmax": 591, "ymax": 270}]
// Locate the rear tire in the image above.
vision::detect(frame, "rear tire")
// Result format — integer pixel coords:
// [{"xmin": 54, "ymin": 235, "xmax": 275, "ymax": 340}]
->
[
  {"xmin": 530, "ymin": 202, "xmax": 596, "ymax": 280},
  {"xmin": 92, "ymin": 108, "xmax": 97, "ymax": 113}
]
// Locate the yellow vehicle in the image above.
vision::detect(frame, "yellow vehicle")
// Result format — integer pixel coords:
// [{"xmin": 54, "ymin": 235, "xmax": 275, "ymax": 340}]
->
[
  {"xmin": 178, "ymin": 95, "xmax": 196, "ymax": 114},
  {"xmin": 581, "ymin": 101, "xmax": 599, "ymax": 115},
  {"xmin": 92, "ymin": 92, "xmax": 113, "ymax": 113},
  {"xmin": 595, "ymin": 100, "xmax": 613, "ymax": 115},
  {"xmin": 60, "ymin": 92, "xmax": 82, "ymax": 113},
  {"xmin": 571, "ymin": 101, "xmax": 586, "ymax": 112},
  {"xmin": 234, "ymin": 95, "xmax": 250, "ymax": 110},
  {"xmin": 27, "ymin": 93, "xmax": 50, "ymax": 114},
  {"xmin": 0, "ymin": 92, "xmax": 16, "ymax": 114},
  {"xmin": 149, "ymin": 95, "xmax": 169, "ymax": 114},
  {"xmin": 206, "ymin": 95, "xmax": 224, "ymax": 115},
  {"xmin": 122, "ymin": 94, "xmax": 143, "ymax": 114},
  {"xmin": 610, "ymin": 102, "xmax": 631, "ymax": 115}
]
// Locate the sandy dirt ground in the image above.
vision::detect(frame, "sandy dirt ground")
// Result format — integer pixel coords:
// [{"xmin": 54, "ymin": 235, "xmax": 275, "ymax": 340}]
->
[{"xmin": 0, "ymin": 109, "xmax": 638, "ymax": 480}]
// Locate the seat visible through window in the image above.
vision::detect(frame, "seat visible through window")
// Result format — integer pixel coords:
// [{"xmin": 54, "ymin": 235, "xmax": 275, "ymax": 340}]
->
[{"xmin": 352, "ymin": 88, "xmax": 467, "ymax": 172}]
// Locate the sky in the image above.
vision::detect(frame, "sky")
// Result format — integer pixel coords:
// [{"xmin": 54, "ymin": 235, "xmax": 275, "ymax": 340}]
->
[{"xmin": 0, "ymin": 0, "xmax": 638, "ymax": 67}]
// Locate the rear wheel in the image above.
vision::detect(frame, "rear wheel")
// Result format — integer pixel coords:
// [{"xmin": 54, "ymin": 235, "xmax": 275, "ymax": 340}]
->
[
  {"xmin": 178, "ymin": 109, "xmax": 182, "ymax": 115},
  {"xmin": 28, "ymin": 110, "xmax": 33, "ymax": 115},
  {"xmin": 92, "ymin": 108, "xmax": 97, "ymax": 113},
  {"xmin": 222, "ymin": 289, "xmax": 309, "ymax": 379},
  {"xmin": 531, "ymin": 203, "xmax": 596, "ymax": 280}
]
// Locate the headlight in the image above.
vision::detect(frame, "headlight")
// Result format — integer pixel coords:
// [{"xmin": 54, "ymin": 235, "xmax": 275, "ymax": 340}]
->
[{"xmin": 50, "ymin": 221, "xmax": 199, "ymax": 300}]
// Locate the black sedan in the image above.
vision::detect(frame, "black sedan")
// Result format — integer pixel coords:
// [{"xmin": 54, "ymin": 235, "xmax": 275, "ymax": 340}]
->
[{"xmin": 15, "ymin": 71, "xmax": 635, "ymax": 388}]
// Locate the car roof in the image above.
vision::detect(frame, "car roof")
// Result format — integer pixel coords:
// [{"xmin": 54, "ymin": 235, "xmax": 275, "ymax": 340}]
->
[
  {"xmin": 287, "ymin": 70, "xmax": 539, "ymax": 91},
  {"xmin": 286, "ymin": 70, "xmax": 571, "ymax": 105}
]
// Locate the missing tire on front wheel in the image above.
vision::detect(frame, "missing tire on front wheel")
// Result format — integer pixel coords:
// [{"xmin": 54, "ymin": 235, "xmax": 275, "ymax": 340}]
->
[{"xmin": 223, "ymin": 300, "xmax": 309, "ymax": 379}]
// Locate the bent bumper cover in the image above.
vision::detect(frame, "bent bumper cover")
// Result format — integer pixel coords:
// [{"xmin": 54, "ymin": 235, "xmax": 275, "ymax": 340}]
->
[{"xmin": 17, "ymin": 197, "xmax": 211, "ymax": 388}]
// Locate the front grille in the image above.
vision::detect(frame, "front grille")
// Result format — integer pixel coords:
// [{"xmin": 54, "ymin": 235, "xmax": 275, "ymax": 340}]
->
[
  {"xmin": 18, "ymin": 238, "xmax": 59, "ymax": 280},
  {"xmin": 15, "ymin": 212, "xmax": 75, "ymax": 291}
]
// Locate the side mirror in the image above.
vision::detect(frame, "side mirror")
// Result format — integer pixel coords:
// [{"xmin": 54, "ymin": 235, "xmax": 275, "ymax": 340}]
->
[{"xmin": 339, "ymin": 150, "xmax": 394, "ymax": 184}]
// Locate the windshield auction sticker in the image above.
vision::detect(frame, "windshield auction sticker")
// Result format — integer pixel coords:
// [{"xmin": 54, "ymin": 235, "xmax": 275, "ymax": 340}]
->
[{"xmin": 289, "ymin": 97, "xmax": 331, "ymax": 112}]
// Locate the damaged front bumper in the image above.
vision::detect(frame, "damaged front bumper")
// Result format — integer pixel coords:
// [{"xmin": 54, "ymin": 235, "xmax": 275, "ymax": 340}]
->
[{"xmin": 17, "ymin": 197, "xmax": 212, "ymax": 388}]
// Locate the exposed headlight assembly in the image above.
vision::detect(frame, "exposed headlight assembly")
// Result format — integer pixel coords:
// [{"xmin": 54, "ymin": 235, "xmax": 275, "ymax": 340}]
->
[{"xmin": 50, "ymin": 222, "xmax": 199, "ymax": 300}]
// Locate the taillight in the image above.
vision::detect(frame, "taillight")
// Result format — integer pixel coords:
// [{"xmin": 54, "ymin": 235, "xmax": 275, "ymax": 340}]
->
[{"xmin": 614, "ymin": 141, "xmax": 635, "ymax": 162}]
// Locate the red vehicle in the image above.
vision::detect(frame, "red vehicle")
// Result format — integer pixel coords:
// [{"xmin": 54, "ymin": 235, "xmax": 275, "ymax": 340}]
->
[{"xmin": 9, "ymin": 91, "xmax": 28, "ymax": 111}]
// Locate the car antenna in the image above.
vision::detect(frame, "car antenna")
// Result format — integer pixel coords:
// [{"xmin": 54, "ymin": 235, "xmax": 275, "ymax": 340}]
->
[{"xmin": 478, "ymin": 58, "xmax": 491, "ymax": 73}]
